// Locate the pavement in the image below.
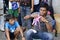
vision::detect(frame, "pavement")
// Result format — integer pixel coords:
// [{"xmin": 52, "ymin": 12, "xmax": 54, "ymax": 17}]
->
[{"xmin": 0, "ymin": 31, "xmax": 60, "ymax": 40}]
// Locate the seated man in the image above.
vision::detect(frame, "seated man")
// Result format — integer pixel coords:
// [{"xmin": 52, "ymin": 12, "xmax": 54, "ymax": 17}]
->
[
  {"xmin": 24, "ymin": 3, "xmax": 54, "ymax": 40},
  {"xmin": 5, "ymin": 15, "xmax": 25, "ymax": 40}
]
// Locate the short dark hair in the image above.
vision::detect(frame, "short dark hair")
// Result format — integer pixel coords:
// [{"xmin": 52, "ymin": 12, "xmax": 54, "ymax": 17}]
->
[
  {"xmin": 5, "ymin": 14, "xmax": 15, "ymax": 21},
  {"xmin": 40, "ymin": 2, "xmax": 49, "ymax": 10}
]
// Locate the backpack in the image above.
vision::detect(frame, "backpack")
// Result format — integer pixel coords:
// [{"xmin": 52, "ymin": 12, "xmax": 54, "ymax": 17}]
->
[{"xmin": 12, "ymin": 2, "xmax": 18, "ymax": 10}]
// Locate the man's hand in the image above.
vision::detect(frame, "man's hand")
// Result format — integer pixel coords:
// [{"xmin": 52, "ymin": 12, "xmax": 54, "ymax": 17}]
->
[
  {"xmin": 41, "ymin": 17, "xmax": 52, "ymax": 32},
  {"xmin": 22, "ymin": 37, "xmax": 25, "ymax": 40},
  {"xmin": 31, "ymin": 8, "xmax": 33, "ymax": 12},
  {"xmin": 53, "ymin": 29, "xmax": 56, "ymax": 33},
  {"xmin": 24, "ymin": 15, "xmax": 31, "ymax": 19},
  {"xmin": 41, "ymin": 17, "xmax": 48, "ymax": 23},
  {"xmin": 31, "ymin": 13, "xmax": 38, "ymax": 18}
]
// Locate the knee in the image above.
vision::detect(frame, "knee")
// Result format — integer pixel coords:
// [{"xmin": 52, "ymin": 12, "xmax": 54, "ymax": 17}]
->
[
  {"xmin": 14, "ymin": 27, "xmax": 20, "ymax": 34},
  {"xmin": 25, "ymin": 29, "xmax": 33, "ymax": 37},
  {"xmin": 52, "ymin": 20, "xmax": 56, "ymax": 26},
  {"xmin": 52, "ymin": 20, "xmax": 56, "ymax": 29},
  {"xmin": 47, "ymin": 33, "xmax": 54, "ymax": 40}
]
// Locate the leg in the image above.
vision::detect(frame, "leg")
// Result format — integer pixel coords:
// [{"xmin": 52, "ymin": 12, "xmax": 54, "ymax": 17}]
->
[
  {"xmin": 51, "ymin": 20, "xmax": 57, "ymax": 37},
  {"xmin": 32, "ymin": 32, "xmax": 54, "ymax": 40},
  {"xmin": 25, "ymin": 29, "xmax": 35, "ymax": 40},
  {"xmin": 26, "ymin": 7, "xmax": 31, "ymax": 29},
  {"xmin": 20, "ymin": 6, "xmax": 26, "ymax": 27},
  {"xmin": 20, "ymin": 6, "xmax": 26, "ymax": 32},
  {"xmin": 13, "ymin": 9, "xmax": 19, "ymax": 18},
  {"xmin": 14, "ymin": 27, "xmax": 20, "ymax": 40},
  {"xmin": 52, "ymin": 20, "xmax": 56, "ymax": 30},
  {"xmin": 42, "ymin": 32, "xmax": 54, "ymax": 40}
]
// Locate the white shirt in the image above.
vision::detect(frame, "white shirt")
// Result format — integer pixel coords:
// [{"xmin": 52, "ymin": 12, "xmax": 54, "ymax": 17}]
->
[
  {"xmin": 9, "ymin": 1, "xmax": 12, "ymax": 9},
  {"xmin": 34, "ymin": 0, "xmax": 39, "ymax": 5},
  {"xmin": 9, "ymin": 1, "xmax": 19, "ymax": 9}
]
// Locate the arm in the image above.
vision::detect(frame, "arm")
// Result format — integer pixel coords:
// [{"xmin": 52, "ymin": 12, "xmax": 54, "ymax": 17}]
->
[
  {"xmin": 17, "ymin": 1, "xmax": 20, "ymax": 13},
  {"xmin": 19, "ymin": 27, "xmax": 25, "ymax": 40},
  {"xmin": 5, "ymin": 29, "xmax": 10, "ymax": 40},
  {"xmin": 24, "ymin": 13, "xmax": 38, "ymax": 19},
  {"xmin": 19, "ymin": 27, "xmax": 24, "ymax": 37},
  {"xmin": 15, "ymin": 21, "xmax": 25, "ymax": 40},
  {"xmin": 5, "ymin": 23, "xmax": 10, "ymax": 40},
  {"xmin": 31, "ymin": 0, "xmax": 34, "ymax": 12},
  {"xmin": 41, "ymin": 17, "xmax": 52, "ymax": 32},
  {"xmin": 45, "ymin": 22, "xmax": 52, "ymax": 32}
]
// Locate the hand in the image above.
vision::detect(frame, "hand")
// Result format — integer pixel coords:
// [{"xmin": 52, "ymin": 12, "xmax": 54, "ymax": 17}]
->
[
  {"xmin": 31, "ymin": 8, "xmax": 33, "ymax": 12},
  {"xmin": 31, "ymin": 13, "xmax": 38, "ymax": 18},
  {"xmin": 53, "ymin": 29, "xmax": 56, "ymax": 33},
  {"xmin": 41, "ymin": 17, "xmax": 48, "ymax": 23},
  {"xmin": 24, "ymin": 15, "xmax": 30, "ymax": 19},
  {"xmin": 7, "ymin": 39, "xmax": 10, "ymax": 40},
  {"xmin": 22, "ymin": 37, "xmax": 25, "ymax": 40}
]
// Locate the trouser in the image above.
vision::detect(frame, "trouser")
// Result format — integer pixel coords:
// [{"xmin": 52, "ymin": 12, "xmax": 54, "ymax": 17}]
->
[
  {"xmin": 20, "ymin": 6, "xmax": 31, "ymax": 29},
  {"xmin": 25, "ymin": 29, "xmax": 54, "ymax": 40}
]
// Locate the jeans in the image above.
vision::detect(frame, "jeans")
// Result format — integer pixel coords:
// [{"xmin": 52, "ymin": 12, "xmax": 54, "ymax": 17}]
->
[
  {"xmin": 51, "ymin": 20, "xmax": 56, "ymax": 30},
  {"xmin": 34, "ymin": 4, "xmax": 40, "ymax": 12},
  {"xmin": 20, "ymin": 6, "xmax": 31, "ymax": 29},
  {"xmin": 25, "ymin": 29, "xmax": 54, "ymax": 40}
]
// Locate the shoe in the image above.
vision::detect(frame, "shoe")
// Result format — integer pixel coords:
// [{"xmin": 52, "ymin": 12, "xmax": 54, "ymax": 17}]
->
[{"xmin": 0, "ymin": 29, "xmax": 5, "ymax": 32}]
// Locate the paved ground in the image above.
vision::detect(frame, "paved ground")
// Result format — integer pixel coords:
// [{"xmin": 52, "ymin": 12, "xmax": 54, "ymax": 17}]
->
[{"xmin": 0, "ymin": 31, "xmax": 60, "ymax": 40}]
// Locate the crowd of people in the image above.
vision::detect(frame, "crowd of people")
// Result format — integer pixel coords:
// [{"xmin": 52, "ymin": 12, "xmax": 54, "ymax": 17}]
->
[{"xmin": 4, "ymin": 0, "xmax": 56, "ymax": 40}]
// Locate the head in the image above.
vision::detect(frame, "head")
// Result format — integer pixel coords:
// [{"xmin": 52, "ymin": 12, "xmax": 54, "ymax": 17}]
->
[
  {"xmin": 39, "ymin": 2, "xmax": 48, "ymax": 16},
  {"xmin": 6, "ymin": 14, "xmax": 15, "ymax": 25}
]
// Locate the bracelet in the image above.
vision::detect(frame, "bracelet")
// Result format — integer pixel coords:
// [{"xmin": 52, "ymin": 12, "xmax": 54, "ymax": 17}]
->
[
  {"xmin": 22, "ymin": 36, "xmax": 24, "ymax": 38},
  {"xmin": 21, "ymin": 35, "xmax": 25, "ymax": 38}
]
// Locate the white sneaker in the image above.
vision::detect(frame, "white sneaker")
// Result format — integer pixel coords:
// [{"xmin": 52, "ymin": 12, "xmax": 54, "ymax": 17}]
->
[{"xmin": 0, "ymin": 28, "xmax": 4, "ymax": 32}]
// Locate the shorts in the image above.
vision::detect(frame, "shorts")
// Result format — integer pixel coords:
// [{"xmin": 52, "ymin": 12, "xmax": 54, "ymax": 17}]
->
[
  {"xmin": 9, "ymin": 32, "xmax": 15, "ymax": 39},
  {"xmin": 8, "ymin": 9, "xmax": 19, "ymax": 18}
]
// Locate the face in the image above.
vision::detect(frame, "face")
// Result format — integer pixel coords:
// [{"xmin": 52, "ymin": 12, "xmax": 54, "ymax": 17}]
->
[
  {"xmin": 39, "ymin": 7, "xmax": 47, "ymax": 16},
  {"xmin": 9, "ymin": 19, "xmax": 15, "ymax": 25}
]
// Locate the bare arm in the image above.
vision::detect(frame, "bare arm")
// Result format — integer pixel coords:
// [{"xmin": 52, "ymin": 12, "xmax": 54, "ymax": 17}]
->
[
  {"xmin": 19, "ymin": 27, "xmax": 25, "ymax": 40},
  {"xmin": 19, "ymin": 27, "xmax": 24, "ymax": 37},
  {"xmin": 31, "ymin": 0, "xmax": 34, "ymax": 12},
  {"xmin": 41, "ymin": 17, "xmax": 52, "ymax": 32},
  {"xmin": 17, "ymin": 1, "xmax": 20, "ymax": 13},
  {"xmin": 24, "ymin": 13, "xmax": 38, "ymax": 19},
  {"xmin": 5, "ymin": 29, "xmax": 10, "ymax": 40},
  {"xmin": 45, "ymin": 22, "xmax": 52, "ymax": 32}
]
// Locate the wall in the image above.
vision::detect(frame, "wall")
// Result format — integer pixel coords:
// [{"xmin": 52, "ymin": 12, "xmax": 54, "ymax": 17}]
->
[{"xmin": 52, "ymin": 0, "xmax": 60, "ymax": 14}]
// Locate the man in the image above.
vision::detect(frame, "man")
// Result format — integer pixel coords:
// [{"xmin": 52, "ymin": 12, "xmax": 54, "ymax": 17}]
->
[
  {"xmin": 20, "ymin": 0, "xmax": 34, "ymax": 29},
  {"xmin": 24, "ymin": 3, "xmax": 54, "ymax": 40}
]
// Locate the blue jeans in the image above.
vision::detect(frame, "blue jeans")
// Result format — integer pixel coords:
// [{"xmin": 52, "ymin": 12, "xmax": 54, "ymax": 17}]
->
[
  {"xmin": 51, "ymin": 20, "xmax": 56, "ymax": 30},
  {"xmin": 25, "ymin": 29, "xmax": 54, "ymax": 40},
  {"xmin": 20, "ymin": 6, "xmax": 31, "ymax": 29},
  {"xmin": 34, "ymin": 4, "xmax": 40, "ymax": 12}
]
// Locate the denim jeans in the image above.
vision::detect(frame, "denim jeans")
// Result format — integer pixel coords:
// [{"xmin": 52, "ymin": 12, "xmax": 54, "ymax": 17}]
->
[
  {"xmin": 34, "ymin": 4, "xmax": 40, "ymax": 12},
  {"xmin": 51, "ymin": 20, "xmax": 56, "ymax": 30},
  {"xmin": 20, "ymin": 6, "xmax": 31, "ymax": 29},
  {"xmin": 25, "ymin": 29, "xmax": 54, "ymax": 40}
]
